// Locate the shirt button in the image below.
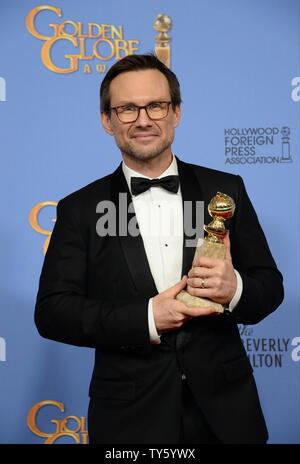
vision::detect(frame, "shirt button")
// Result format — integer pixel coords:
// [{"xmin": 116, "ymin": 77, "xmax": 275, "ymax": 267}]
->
[{"xmin": 181, "ymin": 373, "xmax": 186, "ymax": 380}]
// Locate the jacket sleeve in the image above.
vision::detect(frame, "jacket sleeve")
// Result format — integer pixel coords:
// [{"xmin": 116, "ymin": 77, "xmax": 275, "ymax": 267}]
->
[
  {"xmin": 230, "ymin": 175, "xmax": 284, "ymax": 324},
  {"xmin": 34, "ymin": 199, "xmax": 150, "ymax": 348}
]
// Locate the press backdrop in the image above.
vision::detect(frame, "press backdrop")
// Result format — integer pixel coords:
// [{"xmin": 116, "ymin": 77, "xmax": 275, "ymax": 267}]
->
[{"xmin": 0, "ymin": 0, "xmax": 299, "ymax": 444}]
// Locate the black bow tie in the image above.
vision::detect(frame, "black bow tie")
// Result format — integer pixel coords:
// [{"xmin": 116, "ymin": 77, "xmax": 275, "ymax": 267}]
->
[{"xmin": 131, "ymin": 175, "xmax": 179, "ymax": 196}]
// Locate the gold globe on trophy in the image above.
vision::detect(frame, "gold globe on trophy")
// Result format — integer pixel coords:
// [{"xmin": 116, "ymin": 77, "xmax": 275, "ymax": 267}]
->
[
  {"xmin": 153, "ymin": 14, "xmax": 172, "ymax": 68},
  {"xmin": 176, "ymin": 192, "xmax": 235, "ymax": 313}
]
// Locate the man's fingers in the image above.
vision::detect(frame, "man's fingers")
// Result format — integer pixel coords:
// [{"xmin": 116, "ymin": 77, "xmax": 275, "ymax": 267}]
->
[
  {"xmin": 223, "ymin": 232, "xmax": 232, "ymax": 261},
  {"xmin": 187, "ymin": 277, "xmax": 213, "ymax": 289},
  {"xmin": 180, "ymin": 305, "xmax": 218, "ymax": 317},
  {"xmin": 188, "ymin": 267, "xmax": 214, "ymax": 279},
  {"xmin": 193, "ymin": 256, "xmax": 220, "ymax": 268}
]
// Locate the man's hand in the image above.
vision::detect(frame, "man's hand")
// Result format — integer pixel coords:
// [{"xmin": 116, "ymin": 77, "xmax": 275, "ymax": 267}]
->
[
  {"xmin": 152, "ymin": 276, "xmax": 217, "ymax": 334},
  {"xmin": 187, "ymin": 233, "xmax": 237, "ymax": 306}
]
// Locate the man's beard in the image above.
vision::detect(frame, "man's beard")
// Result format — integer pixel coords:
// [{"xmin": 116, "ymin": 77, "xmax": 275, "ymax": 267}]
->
[{"xmin": 116, "ymin": 134, "xmax": 174, "ymax": 163}]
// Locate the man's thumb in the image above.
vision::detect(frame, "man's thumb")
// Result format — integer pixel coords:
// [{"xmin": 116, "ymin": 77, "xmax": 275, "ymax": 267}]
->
[{"xmin": 164, "ymin": 276, "xmax": 187, "ymax": 298}]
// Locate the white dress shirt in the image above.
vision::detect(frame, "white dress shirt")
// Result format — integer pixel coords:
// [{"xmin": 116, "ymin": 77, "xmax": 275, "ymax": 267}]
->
[{"xmin": 122, "ymin": 156, "xmax": 242, "ymax": 344}]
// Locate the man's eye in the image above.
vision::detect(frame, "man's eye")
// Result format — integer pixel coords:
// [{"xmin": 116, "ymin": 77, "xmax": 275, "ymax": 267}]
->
[
  {"xmin": 119, "ymin": 105, "xmax": 137, "ymax": 113},
  {"xmin": 148, "ymin": 103, "xmax": 162, "ymax": 111}
]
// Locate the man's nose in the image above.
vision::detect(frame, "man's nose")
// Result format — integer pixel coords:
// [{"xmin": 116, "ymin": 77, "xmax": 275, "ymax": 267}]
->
[{"xmin": 135, "ymin": 108, "xmax": 152, "ymax": 126}]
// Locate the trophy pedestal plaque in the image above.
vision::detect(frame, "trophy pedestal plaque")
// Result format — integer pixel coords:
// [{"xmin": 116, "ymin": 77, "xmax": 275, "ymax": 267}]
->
[{"xmin": 176, "ymin": 192, "xmax": 235, "ymax": 313}]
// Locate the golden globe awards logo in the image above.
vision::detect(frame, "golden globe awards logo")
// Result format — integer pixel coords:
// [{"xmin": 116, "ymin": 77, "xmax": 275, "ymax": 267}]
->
[
  {"xmin": 29, "ymin": 201, "xmax": 57, "ymax": 254},
  {"xmin": 25, "ymin": 5, "xmax": 140, "ymax": 74},
  {"xmin": 27, "ymin": 401, "xmax": 88, "ymax": 444}
]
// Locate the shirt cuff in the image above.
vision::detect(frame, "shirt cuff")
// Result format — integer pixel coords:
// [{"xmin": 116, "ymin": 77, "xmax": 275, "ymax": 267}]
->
[
  {"xmin": 228, "ymin": 270, "xmax": 243, "ymax": 312},
  {"xmin": 148, "ymin": 298, "xmax": 161, "ymax": 344}
]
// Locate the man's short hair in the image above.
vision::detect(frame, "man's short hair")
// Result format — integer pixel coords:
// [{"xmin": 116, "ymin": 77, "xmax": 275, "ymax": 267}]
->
[{"xmin": 100, "ymin": 53, "xmax": 182, "ymax": 114}]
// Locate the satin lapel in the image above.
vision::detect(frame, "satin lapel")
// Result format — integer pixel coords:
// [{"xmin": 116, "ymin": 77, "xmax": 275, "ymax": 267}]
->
[
  {"xmin": 111, "ymin": 164, "xmax": 157, "ymax": 297},
  {"xmin": 177, "ymin": 158, "xmax": 204, "ymax": 277}
]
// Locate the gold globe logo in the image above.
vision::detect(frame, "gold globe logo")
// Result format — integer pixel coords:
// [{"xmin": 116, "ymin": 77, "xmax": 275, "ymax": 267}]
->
[
  {"xmin": 27, "ymin": 400, "xmax": 88, "ymax": 444},
  {"xmin": 29, "ymin": 201, "xmax": 57, "ymax": 254}
]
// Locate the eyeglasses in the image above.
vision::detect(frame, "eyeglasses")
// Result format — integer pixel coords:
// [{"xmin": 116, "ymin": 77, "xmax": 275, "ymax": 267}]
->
[{"xmin": 110, "ymin": 101, "xmax": 172, "ymax": 123}]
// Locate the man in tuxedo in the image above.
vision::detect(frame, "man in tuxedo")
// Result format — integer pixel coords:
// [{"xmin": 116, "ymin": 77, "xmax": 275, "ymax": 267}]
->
[{"xmin": 35, "ymin": 54, "xmax": 284, "ymax": 444}]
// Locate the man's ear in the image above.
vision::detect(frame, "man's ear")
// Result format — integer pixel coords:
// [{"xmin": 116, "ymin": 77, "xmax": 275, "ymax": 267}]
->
[
  {"xmin": 101, "ymin": 112, "xmax": 114, "ymax": 135},
  {"xmin": 173, "ymin": 105, "xmax": 181, "ymax": 128}
]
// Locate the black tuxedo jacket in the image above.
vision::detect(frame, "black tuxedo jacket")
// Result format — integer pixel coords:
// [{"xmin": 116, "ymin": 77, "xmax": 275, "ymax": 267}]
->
[{"xmin": 35, "ymin": 158, "xmax": 284, "ymax": 444}]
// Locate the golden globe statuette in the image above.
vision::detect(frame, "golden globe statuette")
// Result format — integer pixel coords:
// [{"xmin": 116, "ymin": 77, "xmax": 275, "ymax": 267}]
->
[
  {"xmin": 176, "ymin": 192, "xmax": 236, "ymax": 313},
  {"xmin": 153, "ymin": 14, "xmax": 172, "ymax": 68}
]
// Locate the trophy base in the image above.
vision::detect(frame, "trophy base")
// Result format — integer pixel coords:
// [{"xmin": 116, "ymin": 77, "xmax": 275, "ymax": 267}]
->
[
  {"xmin": 194, "ymin": 239, "xmax": 226, "ymax": 261},
  {"xmin": 176, "ymin": 290, "xmax": 224, "ymax": 313},
  {"xmin": 176, "ymin": 239, "xmax": 227, "ymax": 313}
]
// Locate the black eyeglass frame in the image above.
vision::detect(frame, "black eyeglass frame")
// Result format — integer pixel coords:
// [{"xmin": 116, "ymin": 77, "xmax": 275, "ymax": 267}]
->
[{"xmin": 109, "ymin": 101, "xmax": 172, "ymax": 123}]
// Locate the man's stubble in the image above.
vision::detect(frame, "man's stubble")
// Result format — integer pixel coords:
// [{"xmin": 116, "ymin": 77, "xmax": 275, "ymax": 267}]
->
[{"xmin": 116, "ymin": 132, "xmax": 175, "ymax": 164}]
